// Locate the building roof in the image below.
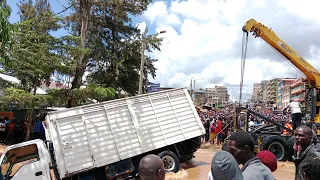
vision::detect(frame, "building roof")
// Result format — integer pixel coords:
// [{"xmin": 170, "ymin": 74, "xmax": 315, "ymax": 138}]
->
[{"xmin": 0, "ymin": 73, "xmax": 20, "ymax": 84}]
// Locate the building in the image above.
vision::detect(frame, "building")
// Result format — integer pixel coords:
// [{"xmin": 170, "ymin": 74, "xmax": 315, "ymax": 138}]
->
[
  {"xmin": 266, "ymin": 78, "xmax": 280, "ymax": 105},
  {"xmin": 252, "ymin": 83, "xmax": 261, "ymax": 102},
  {"xmin": 291, "ymin": 78, "xmax": 306, "ymax": 107},
  {"xmin": 277, "ymin": 78, "xmax": 296, "ymax": 109},
  {"xmin": 205, "ymin": 88, "xmax": 216, "ymax": 106},
  {"xmin": 282, "ymin": 86, "xmax": 291, "ymax": 109},
  {"xmin": 194, "ymin": 90, "xmax": 205, "ymax": 107},
  {"xmin": 258, "ymin": 80, "xmax": 268, "ymax": 102},
  {"xmin": 205, "ymin": 86, "xmax": 229, "ymax": 107}
]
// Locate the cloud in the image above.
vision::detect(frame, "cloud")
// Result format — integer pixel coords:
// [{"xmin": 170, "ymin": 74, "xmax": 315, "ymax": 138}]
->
[
  {"xmin": 137, "ymin": 22, "xmax": 147, "ymax": 33},
  {"xmin": 142, "ymin": 0, "xmax": 320, "ymax": 101},
  {"xmin": 143, "ymin": 1, "xmax": 181, "ymax": 27}
]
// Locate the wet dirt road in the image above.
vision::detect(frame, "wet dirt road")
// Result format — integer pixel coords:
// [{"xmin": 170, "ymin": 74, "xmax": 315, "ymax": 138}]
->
[
  {"xmin": 0, "ymin": 144, "xmax": 294, "ymax": 180},
  {"xmin": 166, "ymin": 144, "xmax": 295, "ymax": 180}
]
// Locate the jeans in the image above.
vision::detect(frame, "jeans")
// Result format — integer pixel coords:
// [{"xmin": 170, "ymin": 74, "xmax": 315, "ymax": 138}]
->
[{"xmin": 292, "ymin": 113, "xmax": 302, "ymax": 130}]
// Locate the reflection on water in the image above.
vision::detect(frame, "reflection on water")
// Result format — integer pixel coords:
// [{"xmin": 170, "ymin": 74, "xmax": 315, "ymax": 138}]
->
[
  {"xmin": 166, "ymin": 170, "xmax": 188, "ymax": 180},
  {"xmin": 164, "ymin": 144, "xmax": 218, "ymax": 180},
  {"xmin": 164, "ymin": 143, "xmax": 295, "ymax": 180}
]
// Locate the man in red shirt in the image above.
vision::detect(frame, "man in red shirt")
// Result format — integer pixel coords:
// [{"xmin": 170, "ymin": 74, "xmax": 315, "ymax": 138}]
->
[{"xmin": 215, "ymin": 119, "xmax": 223, "ymax": 145}]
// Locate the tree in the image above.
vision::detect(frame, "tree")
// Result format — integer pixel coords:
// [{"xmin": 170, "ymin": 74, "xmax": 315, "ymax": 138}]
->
[
  {"xmin": 0, "ymin": 0, "xmax": 13, "ymax": 62},
  {"xmin": 6, "ymin": 0, "xmax": 62, "ymax": 94},
  {"xmin": 0, "ymin": 87, "xmax": 52, "ymax": 140},
  {"xmin": 47, "ymin": 85, "xmax": 117, "ymax": 107},
  {"xmin": 3, "ymin": 0, "xmax": 62, "ymax": 141},
  {"xmin": 63, "ymin": 0, "xmax": 92, "ymax": 107},
  {"xmin": 65, "ymin": 0, "xmax": 162, "ymax": 97}
]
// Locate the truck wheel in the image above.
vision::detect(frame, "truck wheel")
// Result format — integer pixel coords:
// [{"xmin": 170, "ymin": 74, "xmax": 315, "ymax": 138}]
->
[
  {"xmin": 263, "ymin": 135, "xmax": 288, "ymax": 161},
  {"xmin": 286, "ymin": 136, "xmax": 295, "ymax": 161},
  {"xmin": 158, "ymin": 151, "xmax": 180, "ymax": 173}
]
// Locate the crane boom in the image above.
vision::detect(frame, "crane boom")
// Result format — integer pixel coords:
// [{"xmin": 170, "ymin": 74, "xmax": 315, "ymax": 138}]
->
[
  {"xmin": 242, "ymin": 18, "xmax": 320, "ymax": 122},
  {"xmin": 242, "ymin": 19, "xmax": 320, "ymax": 87}
]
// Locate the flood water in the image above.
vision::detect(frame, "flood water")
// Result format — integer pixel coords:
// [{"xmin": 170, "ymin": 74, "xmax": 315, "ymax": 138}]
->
[
  {"xmin": 0, "ymin": 144, "xmax": 295, "ymax": 180},
  {"xmin": 165, "ymin": 144, "xmax": 295, "ymax": 180}
]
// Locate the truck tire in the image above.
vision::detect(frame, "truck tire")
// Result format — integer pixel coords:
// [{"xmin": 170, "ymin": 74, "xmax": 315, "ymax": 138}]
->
[
  {"xmin": 286, "ymin": 136, "xmax": 295, "ymax": 161},
  {"xmin": 263, "ymin": 135, "xmax": 288, "ymax": 161},
  {"xmin": 158, "ymin": 151, "xmax": 180, "ymax": 173}
]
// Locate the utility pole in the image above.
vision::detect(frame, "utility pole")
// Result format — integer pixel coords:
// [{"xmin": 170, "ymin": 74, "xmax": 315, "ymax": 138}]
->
[
  {"xmin": 193, "ymin": 79, "xmax": 196, "ymax": 101},
  {"xmin": 190, "ymin": 79, "xmax": 193, "ymax": 97},
  {"xmin": 138, "ymin": 30, "xmax": 147, "ymax": 95},
  {"xmin": 192, "ymin": 78, "xmax": 204, "ymax": 102},
  {"xmin": 138, "ymin": 29, "xmax": 166, "ymax": 95}
]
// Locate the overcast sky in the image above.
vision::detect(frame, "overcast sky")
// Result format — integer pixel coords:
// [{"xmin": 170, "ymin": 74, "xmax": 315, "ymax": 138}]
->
[{"xmin": 139, "ymin": 0, "xmax": 320, "ymax": 101}]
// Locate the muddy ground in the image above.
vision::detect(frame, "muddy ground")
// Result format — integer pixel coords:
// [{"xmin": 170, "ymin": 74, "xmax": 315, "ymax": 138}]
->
[
  {"xmin": 0, "ymin": 144, "xmax": 294, "ymax": 179},
  {"xmin": 166, "ymin": 144, "xmax": 295, "ymax": 180}
]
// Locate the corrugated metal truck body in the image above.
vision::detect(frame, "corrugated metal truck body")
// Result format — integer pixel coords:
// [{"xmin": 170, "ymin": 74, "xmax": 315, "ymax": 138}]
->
[{"xmin": 46, "ymin": 88, "xmax": 205, "ymax": 178}]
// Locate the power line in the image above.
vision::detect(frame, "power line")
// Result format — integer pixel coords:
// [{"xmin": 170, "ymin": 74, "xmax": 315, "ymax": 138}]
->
[
  {"xmin": 54, "ymin": 2, "xmax": 76, "ymax": 16},
  {"xmin": 55, "ymin": 0, "xmax": 67, "ymax": 9}
]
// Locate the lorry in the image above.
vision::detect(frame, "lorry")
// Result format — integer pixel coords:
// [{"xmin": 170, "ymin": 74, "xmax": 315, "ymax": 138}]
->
[{"xmin": 0, "ymin": 88, "xmax": 205, "ymax": 180}]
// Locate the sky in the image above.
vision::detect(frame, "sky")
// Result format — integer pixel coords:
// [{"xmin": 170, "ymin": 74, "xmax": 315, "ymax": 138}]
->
[
  {"xmin": 7, "ymin": 0, "xmax": 320, "ymax": 102},
  {"xmin": 8, "ymin": 0, "xmax": 73, "ymax": 37},
  {"xmin": 139, "ymin": 0, "xmax": 320, "ymax": 101}
]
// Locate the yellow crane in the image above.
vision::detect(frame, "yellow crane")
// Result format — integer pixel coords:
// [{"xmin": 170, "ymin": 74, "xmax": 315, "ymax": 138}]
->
[{"xmin": 242, "ymin": 18, "xmax": 320, "ymax": 123}]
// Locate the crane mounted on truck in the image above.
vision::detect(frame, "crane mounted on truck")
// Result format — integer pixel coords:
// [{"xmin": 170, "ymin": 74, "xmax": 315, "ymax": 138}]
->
[{"xmin": 242, "ymin": 18, "xmax": 320, "ymax": 130}]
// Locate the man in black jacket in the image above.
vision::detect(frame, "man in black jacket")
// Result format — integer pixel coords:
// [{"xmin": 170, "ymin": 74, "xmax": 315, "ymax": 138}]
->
[{"xmin": 294, "ymin": 125, "xmax": 319, "ymax": 180}]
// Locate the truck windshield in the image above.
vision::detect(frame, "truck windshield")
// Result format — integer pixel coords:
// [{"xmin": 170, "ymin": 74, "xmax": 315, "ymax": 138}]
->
[
  {"xmin": 1, "ymin": 154, "xmax": 13, "ymax": 177},
  {"xmin": 0, "ymin": 144, "xmax": 39, "ymax": 179}
]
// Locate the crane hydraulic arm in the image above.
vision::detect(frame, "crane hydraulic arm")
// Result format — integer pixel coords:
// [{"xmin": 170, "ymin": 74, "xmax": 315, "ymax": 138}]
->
[{"xmin": 242, "ymin": 18, "xmax": 320, "ymax": 121}]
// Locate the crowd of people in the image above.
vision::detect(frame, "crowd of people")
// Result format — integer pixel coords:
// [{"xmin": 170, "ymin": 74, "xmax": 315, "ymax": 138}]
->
[
  {"xmin": 197, "ymin": 100, "xmax": 306, "ymax": 146},
  {"xmin": 136, "ymin": 125, "xmax": 320, "ymax": 180},
  {"xmin": 132, "ymin": 103, "xmax": 320, "ymax": 180},
  {"xmin": 0, "ymin": 115, "xmax": 46, "ymax": 144}
]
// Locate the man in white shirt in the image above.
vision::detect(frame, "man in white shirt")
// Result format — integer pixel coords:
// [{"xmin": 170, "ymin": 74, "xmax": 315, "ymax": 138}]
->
[
  {"xmin": 248, "ymin": 120, "xmax": 255, "ymax": 132},
  {"xmin": 285, "ymin": 100, "xmax": 302, "ymax": 130},
  {"xmin": 0, "ymin": 119, "xmax": 5, "ymax": 143}
]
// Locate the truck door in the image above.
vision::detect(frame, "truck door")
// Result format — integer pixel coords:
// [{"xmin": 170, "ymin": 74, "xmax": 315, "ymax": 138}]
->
[{"xmin": 0, "ymin": 143, "xmax": 49, "ymax": 180}]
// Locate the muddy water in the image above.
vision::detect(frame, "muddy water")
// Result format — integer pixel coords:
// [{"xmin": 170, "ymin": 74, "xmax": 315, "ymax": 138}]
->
[
  {"xmin": 166, "ymin": 144, "xmax": 295, "ymax": 180},
  {"xmin": 0, "ymin": 144, "xmax": 295, "ymax": 180}
]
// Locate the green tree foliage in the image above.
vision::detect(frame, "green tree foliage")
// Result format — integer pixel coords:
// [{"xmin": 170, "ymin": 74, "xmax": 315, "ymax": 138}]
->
[
  {"xmin": 0, "ymin": 0, "xmax": 13, "ymax": 62},
  {"xmin": 0, "ymin": 88, "xmax": 52, "ymax": 110},
  {"xmin": 1, "ymin": 0, "xmax": 162, "ymax": 109},
  {"xmin": 0, "ymin": 87, "xmax": 52, "ymax": 140},
  {"xmin": 65, "ymin": 0, "xmax": 162, "ymax": 97},
  {"xmin": 47, "ymin": 85, "xmax": 117, "ymax": 107},
  {"xmin": 7, "ymin": 0, "xmax": 61, "ymax": 94}
]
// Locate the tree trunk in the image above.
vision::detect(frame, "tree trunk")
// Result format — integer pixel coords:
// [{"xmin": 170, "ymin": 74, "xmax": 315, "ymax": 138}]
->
[
  {"xmin": 33, "ymin": 76, "xmax": 39, "ymax": 95},
  {"xmin": 25, "ymin": 75, "xmax": 39, "ymax": 140},
  {"xmin": 25, "ymin": 111, "xmax": 33, "ymax": 141},
  {"xmin": 67, "ymin": 0, "xmax": 91, "ymax": 108}
]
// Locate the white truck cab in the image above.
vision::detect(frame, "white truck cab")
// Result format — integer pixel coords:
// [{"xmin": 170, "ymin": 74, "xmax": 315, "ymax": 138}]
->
[{"xmin": 0, "ymin": 140, "xmax": 51, "ymax": 180}]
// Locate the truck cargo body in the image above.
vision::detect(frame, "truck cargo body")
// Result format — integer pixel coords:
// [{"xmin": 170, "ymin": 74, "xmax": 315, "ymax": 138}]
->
[{"xmin": 0, "ymin": 88, "xmax": 205, "ymax": 180}]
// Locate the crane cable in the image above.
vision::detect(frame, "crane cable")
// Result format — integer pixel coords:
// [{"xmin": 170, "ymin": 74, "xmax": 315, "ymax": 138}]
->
[
  {"xmin": 239, "ymin": 31, "xmax": 249, "ymax": 107},
  {"xmin": 235, "ymin": 31, "xmax": 249, "ymax": 131}
]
